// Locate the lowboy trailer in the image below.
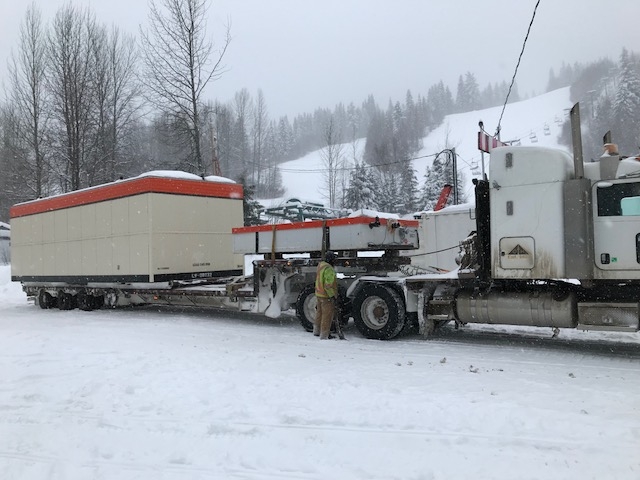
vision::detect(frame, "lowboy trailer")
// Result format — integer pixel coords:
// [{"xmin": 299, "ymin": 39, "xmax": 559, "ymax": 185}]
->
[{"xmin": 9, "ymin": 173, "xmax": 422, "ymax": 337}]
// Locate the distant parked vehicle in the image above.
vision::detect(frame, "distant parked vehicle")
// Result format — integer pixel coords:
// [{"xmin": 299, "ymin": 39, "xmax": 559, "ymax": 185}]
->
[{"xmin": 0, "ymin": 222, "xmax": 9, "ymax": 265}]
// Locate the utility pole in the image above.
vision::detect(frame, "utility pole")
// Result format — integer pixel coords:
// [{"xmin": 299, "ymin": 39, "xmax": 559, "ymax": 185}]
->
[
  {"xmin": 479, "ymin": 120, "xmax": 486, "ymax": 179},
  {"xmin": 451, "ymin": 148, "xmax": 458, "ymax": 205}
]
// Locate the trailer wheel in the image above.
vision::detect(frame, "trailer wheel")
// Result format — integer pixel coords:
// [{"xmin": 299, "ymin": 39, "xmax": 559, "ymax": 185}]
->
[
  {"xmin": 58, "ymin": 291, "xmax": 76, "ymax": 311},
  {"xmin": 295, "ymin": 285, "xmax": 317, "ymax": 332},
  {"xmin": 353, "ymin": 284, "xmax": 405, "ymax": 340},
  {"xmin": 38, "ymin": 289, "xmax": 56, "ymax": 309},
  {"xmin": 91, "ymin": 295, "xmax": 104, "ymax": 310},
  {"xmin": 77, "ymin": 291, "xmax": 93, "ymax": 311},
  {"xmin": 296, "ymin": 285, "xmax": 350, "ymax": 332}
]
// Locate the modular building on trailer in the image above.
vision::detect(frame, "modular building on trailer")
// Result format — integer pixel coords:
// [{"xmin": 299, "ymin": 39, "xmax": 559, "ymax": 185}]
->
[{"xmin": 10, "ymin": 172, "xmax": 244, "ymax": 284}]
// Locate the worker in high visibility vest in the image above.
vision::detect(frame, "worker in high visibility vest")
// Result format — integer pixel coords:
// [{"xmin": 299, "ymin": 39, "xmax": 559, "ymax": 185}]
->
[{"xmin": 314, "ymin": 251, "xmax": 338, "ymax": 339}]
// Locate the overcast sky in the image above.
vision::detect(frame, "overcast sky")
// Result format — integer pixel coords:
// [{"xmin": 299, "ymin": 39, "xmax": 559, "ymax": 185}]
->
[{"xmin": 0, "ymin": 0, "xmax": 638, "ymax": 119}]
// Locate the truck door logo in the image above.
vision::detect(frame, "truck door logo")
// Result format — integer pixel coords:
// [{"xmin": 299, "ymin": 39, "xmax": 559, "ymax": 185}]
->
[{"xmin": 508, "ymin": 244, "xmax": 529, "ymax": 256}]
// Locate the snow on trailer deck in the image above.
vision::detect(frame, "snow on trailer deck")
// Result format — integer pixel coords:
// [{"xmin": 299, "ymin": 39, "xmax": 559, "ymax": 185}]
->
[{"xmin": 1, "ymin": 265, "xmax": 639, "ymax": 480}]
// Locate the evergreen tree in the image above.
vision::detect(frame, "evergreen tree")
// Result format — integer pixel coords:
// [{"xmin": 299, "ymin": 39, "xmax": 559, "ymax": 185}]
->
[
  {"xmin": 613, "ymin": 49, "xmax": 640, "ymax": 154},
  {"xmin": 238, "ymin": 173, "xmax": 263, "ymax": 226},
  {"xmin": 399, "ymin": 160, "xmax": 419, "ymax": 214},
  {"xmin": 377, "ymin": 170, "xmax": 401, "ymax": 213},
  {"xmin": 426, "ymin": 81, "xmax": 454, "ymax": 125},
  {"xmin": 420, "ymin": 157, "xmax": 445, "ymax": 211},
  {"xmin": 344, "ymin": 161, "xmax": 379, "ymax": 211},
  {"xmin": 455, "ymin": 72, "xmax": 480, "ymax": 112},
  {"xmin": 419, "ymin": 151, "xmax": 467, "ymax": 211}
]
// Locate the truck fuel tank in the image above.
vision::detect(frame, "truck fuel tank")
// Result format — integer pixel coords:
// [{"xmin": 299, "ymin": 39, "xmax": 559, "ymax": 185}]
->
[{"xmin": 456, "ymin": 290, "xmax": 578, "ymax": 328}]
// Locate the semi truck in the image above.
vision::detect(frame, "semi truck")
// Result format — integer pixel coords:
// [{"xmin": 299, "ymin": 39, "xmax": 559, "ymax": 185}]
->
[{"xmin": 9, "ymin": 103, "xmax": 640, "ymax": 341}]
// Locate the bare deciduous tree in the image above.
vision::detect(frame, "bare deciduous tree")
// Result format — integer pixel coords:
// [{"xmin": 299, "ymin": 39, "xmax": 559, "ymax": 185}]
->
[
  {"xmin": 48, "ymin": 4, "xmax": 97, "ymax": 191},
  {"xmin": 252, "ymin": 89, "xmax": 268, "ymax": 190},
  {"xmin": 321, "ymin": 117, "xmax": 345, "ymax": 208},
  {"xmin": 7, "ymin": 3, "xmax": 50, "ymax": 197},
  {"xmin": 88, "ymin": 25, "xmax": 140, "ymax": 185},
  {"xmin": 140, "ymin": 0, "xmax": 230, "ymax": 173},
  {"xmin": 231, "ymin": 88, "xmax": 252, "ymax": 178}
]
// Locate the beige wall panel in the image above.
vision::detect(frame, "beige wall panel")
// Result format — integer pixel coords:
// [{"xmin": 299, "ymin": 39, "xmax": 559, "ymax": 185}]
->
[
  {"xmin": 67, "ymin": 241, "xmax": 82, "ymax": 275},
  {"xmin": 10, "ymin": 245, "xmax": 26, "ymax": 276},
  {"xmin": 151, "ymin": 194, "xmax": 243, "ymax": 233},
  {"xmin": 112, "ymin": 236, "xmax": 130, "ymax": 275},
  {"xmin": 128, "ymin": 196, "xmax": 149, "ymax": 235},
  {"xmin": 68, "ymin": 207, "xmax": 82, "ymax": 241},
  {"xmin": 81, "ymin": 204, "xmax": 96, "ymax": 240},
  {"xmin": 111, "ymin": 199, "xmax": 129, "ymax": 236},
  {"xmin": 19, "ymin": 244, "xmax": 42, "ymax": 275},
  {"xmin": 95, "ymin": 202, "xmax": 111, "ymax": 237},
  {"xmin": 204, "ymin": 198, "xmax": 243, "ymax": 232},
  {"xmin": 82, "ymin": 239, "xmax": 97, "ymax": 275},
  {"xmin": 97, "ymin": 238, "xmax": 113, "ymax": 273},
  {"xmin": 54, "ymin": 242, "xmax": 68, "ymax": 275},
  {"xmin": 42, "ymin": 213, "xmax": 54, "ymax": 244},
  {"xmin": 152, "ymin": 233, "xmax": 242, "ymax": 274},
  {"xmin": 129, "ymin": 235, "xmax": 149, "ymax": 273},
  {"xmin": 43, "ymin": 243, "xmax": 56, "ymax": 275},
  {"xmin": 28, "ymin": 214, "xmax": 43, "ymax": 244},
  {"xmin": 54, "ymin": 210, "xmax": 68, "ymax": 242},
  {"xmin": 150, "ymin": 194, "xmax": 178, "ymax": 232},
  {"xmin": 10, "ymin": 218, "xmax": 27, "ymax": 246}
]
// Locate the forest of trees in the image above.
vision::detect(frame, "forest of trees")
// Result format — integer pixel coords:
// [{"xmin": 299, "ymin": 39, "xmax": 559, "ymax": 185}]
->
[
  {"xmin": 547, "ymin": 52, "xmax": 640, "ymax": 161},
  {"xmin": 1, "ymin": 0, "xmax": 638, "ymax": 225}
]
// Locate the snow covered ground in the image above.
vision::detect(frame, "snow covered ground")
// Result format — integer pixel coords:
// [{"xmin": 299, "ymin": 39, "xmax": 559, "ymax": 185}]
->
[{"xmin": 2, "ymin": 264, "xmax": 640, "ymax": 480}]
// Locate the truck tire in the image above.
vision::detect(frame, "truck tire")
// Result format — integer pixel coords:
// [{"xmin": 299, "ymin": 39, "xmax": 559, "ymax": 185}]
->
[
  {"xmin": 353, "ymin": 283, "xmax": 405, "ymax": 340},
  {"xmin": 77, "ymin": 291, "xmax": 93, "ymax": 311},
  {"xmin": 296, "ymin": 285, "xmax": 351, "ymax": 332},
  {"xmin": 295, "ymin": 285, "xmax": 316, "ymax": 332},
  {"xmin": 91, "ymin": 295, "xmax": 104, "ymax": 310},
  {"xmin": 58, "ymin": 291, "xmax": 76, "ymax": 311},
  {"xmin": 38, "ymin": 289, "xmax": 56, "ymax": 309}
]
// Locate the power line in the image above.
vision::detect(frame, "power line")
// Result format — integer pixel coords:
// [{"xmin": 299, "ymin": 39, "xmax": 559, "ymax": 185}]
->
[{"xmin": 495, "ymin": 0, "xmax": 542, "ymax": 137}]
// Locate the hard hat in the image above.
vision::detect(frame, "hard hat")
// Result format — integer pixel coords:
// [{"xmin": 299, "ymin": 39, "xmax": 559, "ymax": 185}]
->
[{"xmin": 325, "ymin": 251, "xmax": 337, "ymax": 263}]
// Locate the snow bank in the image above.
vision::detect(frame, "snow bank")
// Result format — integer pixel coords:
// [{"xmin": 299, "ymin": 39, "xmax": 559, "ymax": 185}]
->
[{"xmin": 0, "ymin": 265, "xmax": 25, "ymax": 304}]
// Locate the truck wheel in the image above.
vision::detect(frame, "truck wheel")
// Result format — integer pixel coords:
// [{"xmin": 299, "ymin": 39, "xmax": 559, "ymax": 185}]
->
[
  {"xmin": 38, "ymin": 289, "xmax": 56, "ymax": 309},
  {"xmin": 296, "ymin": 285, "xmax": 351, "ymax": 332},
  {"xmin": 58, "ymin": 291, "xmax": 76, "ymax": 311},
  {"xmin": 353, "ymin": 284, "xmax": 405, "ymax": 340},
  {"xmin": 295, "ymin": 285, "xmax": 316, "ymax": 332},
  {"xmin": 337, "ymin": 287, "xmax": 352, "ymax": 327}
]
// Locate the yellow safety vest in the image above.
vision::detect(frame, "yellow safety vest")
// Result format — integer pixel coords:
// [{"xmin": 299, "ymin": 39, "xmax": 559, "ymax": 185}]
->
[{"xmin": 315, "ymin": 261, "xmax": 337, "ymax": 298}]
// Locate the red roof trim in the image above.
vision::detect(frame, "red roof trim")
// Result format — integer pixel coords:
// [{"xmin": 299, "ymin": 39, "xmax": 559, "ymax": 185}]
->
[
  {"xmin": 232, "ymin": 216, "xmax": 418, "ymax": 234},
  {"xmin": 10, "ymin": 177, "xmax": 243, "ymax": 218}
]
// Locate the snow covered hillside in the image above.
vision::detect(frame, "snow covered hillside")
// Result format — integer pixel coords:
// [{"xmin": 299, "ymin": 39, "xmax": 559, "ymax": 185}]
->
[
  {"xmin": 267, "ymin": 88, "xmax": 573, "ymax": 208},
  {"xmin": 1, "ymin": 265, "xmax": 640, "ymax": 479}
]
